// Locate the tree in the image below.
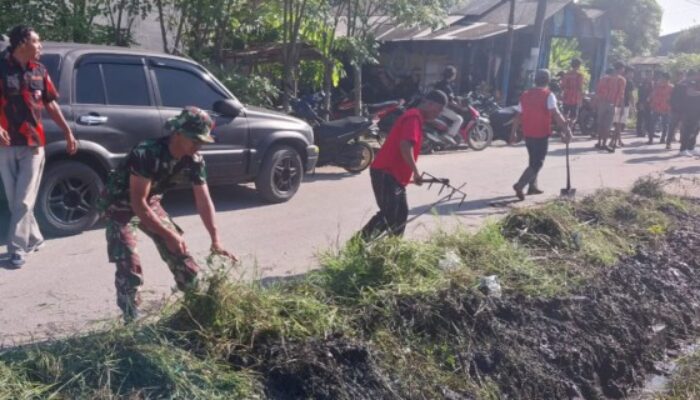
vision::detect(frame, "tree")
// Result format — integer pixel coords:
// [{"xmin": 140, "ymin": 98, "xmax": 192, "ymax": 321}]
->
[
  {"xmin": 674, "ymin": 26, "xmax": 700, "ymax": 54},
  {"xmin": 336, "ymin": 0, "xmax": 455, "ymax": 114},
  {"xmin": 584, "ymin": 0, "xmax": 662, "ymax": 58}
]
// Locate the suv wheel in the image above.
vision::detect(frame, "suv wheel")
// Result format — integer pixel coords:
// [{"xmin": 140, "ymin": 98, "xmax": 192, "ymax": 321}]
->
[
  {"xmin": 37, "ymin": 161, "xmax": 104, "ymax": 237},
  {"xmin": 255, "ymin": 145, "xmax": 303, "ymax": 203}
]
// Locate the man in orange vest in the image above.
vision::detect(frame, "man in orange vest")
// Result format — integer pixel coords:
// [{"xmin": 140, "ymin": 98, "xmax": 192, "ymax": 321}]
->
[{"xmin": 510, "ymin": 69, "xmax": 572, "ymax": 200}]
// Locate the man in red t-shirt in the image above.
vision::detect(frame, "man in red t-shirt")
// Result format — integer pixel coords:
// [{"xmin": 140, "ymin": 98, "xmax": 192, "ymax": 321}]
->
[
  {"xmin": 510, "ymin": 70, "xmax": 572, "ymax": 200},
  {"xmin": 560, "ymin": 58, "xmax": 584, "ymax": 128},
  {"xmin": 360, "ymin": 90, "xmax": 447, "ymax": 239},
  {"xmin": 0, "ymin": 26, "xmax": 76, "ymax": 267}
]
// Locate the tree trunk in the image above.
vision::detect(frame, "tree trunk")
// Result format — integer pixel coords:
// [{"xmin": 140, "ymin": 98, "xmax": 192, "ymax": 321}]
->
[
  {"xmin": 353, "ymin": 64, "xmax": 362, "ymax": 116},
  {"xmin": 323, "ymin": 58, "xmax": 333, "ymax": 120},
  {"xmin": 155, "ymin": 0, "xmax": 169, "ymax": 53}
]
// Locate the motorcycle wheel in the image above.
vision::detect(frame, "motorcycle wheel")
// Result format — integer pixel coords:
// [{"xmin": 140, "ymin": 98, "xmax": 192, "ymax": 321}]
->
[
  {"xmin": 420, "ymin": 139, "xmax": 435, "ymax": 154},
  {"xmin": 341, "ymin": 141, "xmax": 375, "ymax": 173},
  {"xmin": 467, "ymin": 121, "xmax": 493, "ymax": 151}
]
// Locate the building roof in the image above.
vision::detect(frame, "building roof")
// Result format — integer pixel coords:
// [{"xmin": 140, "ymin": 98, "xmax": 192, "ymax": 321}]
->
[{"xmin": 374, "ymin": 0, "xmax": 574, "ymax": 42}]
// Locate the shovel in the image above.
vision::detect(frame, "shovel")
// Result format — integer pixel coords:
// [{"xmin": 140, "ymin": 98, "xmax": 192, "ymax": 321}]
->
[{"xmin": 560, "ymin": 142, "xmax": 576, "ymax": 198}]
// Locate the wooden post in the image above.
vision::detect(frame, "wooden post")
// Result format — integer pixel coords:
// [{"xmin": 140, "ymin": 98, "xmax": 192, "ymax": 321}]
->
[{"xmin": 501, "ymin": 0, "xmax": 516, "ymax": 105}]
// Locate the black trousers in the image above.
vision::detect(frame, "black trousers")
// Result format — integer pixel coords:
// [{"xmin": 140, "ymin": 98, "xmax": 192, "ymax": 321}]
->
[
  {"xmin": 515, "ymin": 137, "xmax": 549, "ymax": 191},
  {"xmin": 526, "ymin": 137, "xmax": 549, "ymax": 172},
  {"xmin": 361, "ymin": 168, "xmax": 408, "ymax": 239},
  {"xmin": 680, "ymin": 116, "xmax": 700, "ymax": 151},
  {"xmin": 636, "ymin": 104, "xmax": 651, "ymax": 136}
]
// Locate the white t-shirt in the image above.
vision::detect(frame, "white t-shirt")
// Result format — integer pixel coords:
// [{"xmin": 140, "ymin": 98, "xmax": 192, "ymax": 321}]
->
[{"xmin": 515, "ymin": 93, "xmax": 558, "ymax": 113}]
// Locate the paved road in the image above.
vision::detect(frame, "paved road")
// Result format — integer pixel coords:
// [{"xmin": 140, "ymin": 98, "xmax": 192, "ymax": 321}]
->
[{"xmin": 1, "ymin": 133, "xmax": 699, "ymax": 345}]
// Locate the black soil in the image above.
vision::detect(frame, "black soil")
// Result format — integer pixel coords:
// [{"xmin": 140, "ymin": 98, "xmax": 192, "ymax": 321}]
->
[{"xmin": 247, "ymin": 213, "xmax": 700, "ymax": 399}]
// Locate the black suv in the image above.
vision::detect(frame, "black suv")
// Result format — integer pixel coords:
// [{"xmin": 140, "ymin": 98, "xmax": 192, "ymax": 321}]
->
[{"xmin": 0, "ymin": 40, "xmax": 319, "ymax": 236}]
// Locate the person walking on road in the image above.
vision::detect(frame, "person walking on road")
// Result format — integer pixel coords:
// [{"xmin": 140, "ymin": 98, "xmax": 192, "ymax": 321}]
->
[
  {"xmin": 511, "ymin": 69, "xmax": 572, "ymax": 201},
  {"xmin": 667, "ymin": 70, "xmax": 689, "ymax": 150},
  {"xmin": 611, "ymin": 67, "xmax": 635, "ymax": 149},
  {"xmin": 360, "ymin": 90, "xmax": 447, "ymax": 239},
  {"xmin": 0, "ymin": 25, "xmax": 77, "ymax": 268},
  {"xmin": 560, "ymin": 58, "xmax": 585, "ymax": 130},
  {"xmin": 594, "ymin": 62, "xmax": 626, "ymax": 153},
  {"xmin": 98, "ymin": 107, "xmax": 236, "ymax": 322},
  {"xmin": 636, "ymin": 71, "xmax": 654, "ymax": 138},
  {"xmin": 677, "ymin": 70, "xmax": 700, "ymax": 157},
  {"xmin": 649, "ymin": 72, "xmax": 673, "ymax": 145}
]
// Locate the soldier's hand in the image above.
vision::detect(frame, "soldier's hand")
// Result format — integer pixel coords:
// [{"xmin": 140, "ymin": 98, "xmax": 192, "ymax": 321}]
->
[
  {"xmin": 165, "ymin": 232, "xmax": 188, "ymax": 256},
  {"xmin": 211, "ymin": 242, "xmax": 238, "ymax": 263},
  {"xmin": 0, "ymin": 127, "xmax": 9, "ymax": 146}
]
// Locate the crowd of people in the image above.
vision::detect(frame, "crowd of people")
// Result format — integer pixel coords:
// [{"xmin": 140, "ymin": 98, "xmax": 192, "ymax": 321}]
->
[{"xmin": 558, "ymin": 58, "xmax": 700, "ymax": 156}]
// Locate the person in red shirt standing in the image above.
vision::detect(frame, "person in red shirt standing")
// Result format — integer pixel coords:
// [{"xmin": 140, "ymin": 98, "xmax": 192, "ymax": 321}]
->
[
  {"xmin": 360, "ymin": 90, "xmax": 447, "ymax": 239},
  {"xmin": 594, "ymin": 62, "xmax": 626, "ymax": 152},
  {"xmin": 649, "ymin": 71, "xmax": 673, "ymax": 145},
  {"xmin": 560, "ymin": 58, "xmax": 585, "ymax": 129},
  {"xmin": 510, "ymin": 70, "xmax": 572, "ymax": 200},
  {"xmin": 0, "ymin": 25, "xmax": 77, "ymax": 267}
]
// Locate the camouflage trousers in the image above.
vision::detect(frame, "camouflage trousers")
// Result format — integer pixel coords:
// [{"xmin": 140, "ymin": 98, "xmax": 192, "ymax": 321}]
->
[{"xmin": 104, "ymin": 197, "xmax": 199, "ymax": 315}]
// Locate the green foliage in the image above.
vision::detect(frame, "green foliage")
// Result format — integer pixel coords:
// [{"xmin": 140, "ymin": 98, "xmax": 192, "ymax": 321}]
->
[
  {"xmin": 668, "ymin": 53, "xmax": 700, "ymax": 76},
  {"xmin": 654, "ymin": 349, "xmax": 700, "ymax": 399},
  {"xmin": 584, "ymin": 0, "xmax": 662, "ymax": 57},
  {"xmin": 211, "ymin": 67, "xmax": 280, "ymax": 107},
  {"xmin": 674, "ymin": 25, "xmax": 700, "ymax": 54},
  {"xmin": 0, "ymin": 327, "xmax": 257, "ymax": 399},
  {"xmin": 0, "ymin": 0, "xmax": 151, "ymax": 46}
]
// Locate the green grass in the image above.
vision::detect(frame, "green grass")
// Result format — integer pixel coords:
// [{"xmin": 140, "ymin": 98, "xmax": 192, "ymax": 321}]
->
[
  {"xmin": 654, "ymin": 348, "xmax": 700, "ymax": 399},
  {"xmin": 0, "ymin": 178, "xmax": 696, "ymax": 399}
]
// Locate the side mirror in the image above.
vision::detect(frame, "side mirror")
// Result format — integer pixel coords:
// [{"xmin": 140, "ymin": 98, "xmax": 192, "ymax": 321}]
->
[{"xmin": 213, "ymin": 99, "xmax": 244, "ymax": 118}]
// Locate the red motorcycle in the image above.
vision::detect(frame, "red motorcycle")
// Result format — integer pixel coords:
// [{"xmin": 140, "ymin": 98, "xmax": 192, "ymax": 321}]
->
[{"xmin": 422, "ymin": 102, "xmax": 494, "ymax": 153}]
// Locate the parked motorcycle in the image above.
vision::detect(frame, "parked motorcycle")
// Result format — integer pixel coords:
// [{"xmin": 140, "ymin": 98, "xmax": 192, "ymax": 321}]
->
[
  {"xmin": 575, "ymin": 94, "xmax": 596, "ymax": 136},
  {"xmin": 314, "ymin": 116, "xmax": 376, "ymax": 173},
  {"xmin": 290, "ymin": 95, "xmax": 376, "ymax": 173}
]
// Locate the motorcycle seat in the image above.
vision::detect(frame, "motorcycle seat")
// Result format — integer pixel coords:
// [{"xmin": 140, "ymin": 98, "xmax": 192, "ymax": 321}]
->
[
  {"xmin": 366, "ymin": 101, "xmax": 400, "ymax": 113},
  {"xmin": 315, "ymin": 116, "xmax": 371, "ymax": 140}
]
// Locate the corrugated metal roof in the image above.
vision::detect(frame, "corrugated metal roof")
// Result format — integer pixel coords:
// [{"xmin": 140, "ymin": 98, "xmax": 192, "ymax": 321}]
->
[
  {"xmin": 450, "ymin": 0, "xmax": 502, "ymax": 17},
  {"xmin": 479, "ymin": 0, "xmax": 572, "ymax": 26}
]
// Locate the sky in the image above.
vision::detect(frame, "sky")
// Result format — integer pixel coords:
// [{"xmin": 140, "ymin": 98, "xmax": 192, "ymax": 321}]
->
[{"xmin": 657, "ymin": 0, "xmax": 700, "ymax": 35}]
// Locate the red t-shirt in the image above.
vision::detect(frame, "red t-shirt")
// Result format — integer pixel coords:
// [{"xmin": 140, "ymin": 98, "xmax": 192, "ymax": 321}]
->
[
  {"xmin": 372, "ymin": 108, "xmax": 423, "ymax": 186},
  {"xmin": 650, "ymin": 82, "xmax": 673, "ymax": 114},
  {"xmin": 561, "ymin": 70, "xmax": 584, "ymax": 106}
]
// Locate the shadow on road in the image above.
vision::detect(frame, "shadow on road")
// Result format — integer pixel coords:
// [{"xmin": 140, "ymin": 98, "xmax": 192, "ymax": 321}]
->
[
  {"xmin": 408, "ymin": 194, "xmax": 515, "ymax": 218},
  {"xmin": 622, "ymin": 146, "xmax": 672, "ymax": 156},
  {"xmin": 666, "ymin": 165, "xmax": 700, "ymax": 175},
  {"xmin": 304, "ymin": 170, "xmax": 360, "ymax": 183},
  {"xmin": 163, "ymin": 184, "xmax": 271, "ymax": 217},
  {"xmin": 625, "ymin": 154, "xmax": 679, "ymax": 164}
]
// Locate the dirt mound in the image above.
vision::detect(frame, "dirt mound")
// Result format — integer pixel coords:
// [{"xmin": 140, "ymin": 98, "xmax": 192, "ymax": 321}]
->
[{"xmin": 248, "ymin": 214, "xmax": 700, "ymax": 399}]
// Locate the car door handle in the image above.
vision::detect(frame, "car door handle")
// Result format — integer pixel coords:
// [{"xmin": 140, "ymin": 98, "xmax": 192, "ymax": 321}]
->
[{"xmin": 78, "ymin": 115, "xmax": 109, "ymax": 125}]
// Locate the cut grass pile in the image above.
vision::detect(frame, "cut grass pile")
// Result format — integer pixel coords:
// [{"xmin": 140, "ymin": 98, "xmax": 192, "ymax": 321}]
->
[{"xmin": 1, "ymin": 177, "xmax": 697, "ymax": 399}]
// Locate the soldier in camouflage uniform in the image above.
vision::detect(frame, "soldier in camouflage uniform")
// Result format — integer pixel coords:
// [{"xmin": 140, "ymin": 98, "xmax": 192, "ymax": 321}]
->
[{"xmin": 99, "ymin": 106, "xmax": 237, "ymax": 322}]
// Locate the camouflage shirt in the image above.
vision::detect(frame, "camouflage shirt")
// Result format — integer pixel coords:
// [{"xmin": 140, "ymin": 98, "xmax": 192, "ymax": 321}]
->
[{"xmin": 99, "ymin": 136, "xmax": 207, "ymax": 212}]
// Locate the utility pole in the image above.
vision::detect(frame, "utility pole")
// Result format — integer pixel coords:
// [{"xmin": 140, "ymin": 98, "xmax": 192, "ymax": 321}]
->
[
  {"xmin": 528, "ymin": 0, "xmax": 548, "ymax": 84},
  {"xmin": 501, "ymin": 0, "xmax": 516, "ymax": 105}
]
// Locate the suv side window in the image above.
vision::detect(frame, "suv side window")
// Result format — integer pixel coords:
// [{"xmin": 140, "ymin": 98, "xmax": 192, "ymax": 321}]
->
[
  {"xmin": 154, "ymin": 67, "xmax": 225, "ymax": 110},
  {"xmin": 76, "ymin": 64, "xmax": 106, "ymax": 104},
  {"xmin": 102, "ymin": 64, "xmax": 150, "ymax": 106}
]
